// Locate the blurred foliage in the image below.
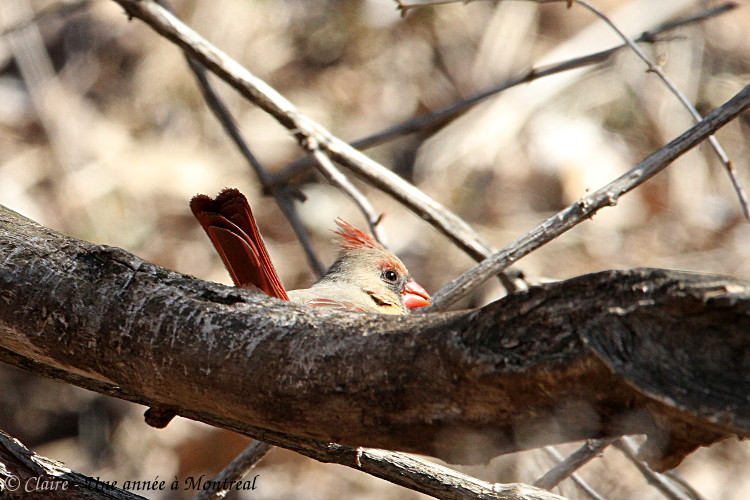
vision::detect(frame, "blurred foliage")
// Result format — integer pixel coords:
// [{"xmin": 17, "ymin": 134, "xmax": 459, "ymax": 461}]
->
[{"xmin": 1, "ymin": 0, "xmax": 750, "ymax": 498}]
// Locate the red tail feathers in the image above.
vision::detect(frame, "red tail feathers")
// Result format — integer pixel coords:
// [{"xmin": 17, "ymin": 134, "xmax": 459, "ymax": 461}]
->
[{"xmin": 190, "ymin": 189, "xmax": 289, "ymax": 301}]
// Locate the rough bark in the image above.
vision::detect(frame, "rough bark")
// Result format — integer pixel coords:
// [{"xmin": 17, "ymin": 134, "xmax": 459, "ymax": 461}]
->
[
  {"xmin": 0, "ymin": 431, "xmax": 146, "ymax": 499},
  {"xmin": 1, "ymin": 204, "xmax": 749, "ymax": 472}
]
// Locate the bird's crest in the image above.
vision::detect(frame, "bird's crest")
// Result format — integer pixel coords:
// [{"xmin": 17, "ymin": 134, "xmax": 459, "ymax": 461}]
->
[{"xmin": 334, "ymin": 218, "xmax": 385, "ymax": 253}]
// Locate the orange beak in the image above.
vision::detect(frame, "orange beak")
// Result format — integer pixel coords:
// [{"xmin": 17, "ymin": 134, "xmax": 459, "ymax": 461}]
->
[{"xmin": 402, "ymin": 279, "xmax": 431, "ymax": 309}]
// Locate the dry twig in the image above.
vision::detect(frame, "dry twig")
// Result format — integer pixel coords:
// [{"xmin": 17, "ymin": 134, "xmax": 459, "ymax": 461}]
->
[
  {"xmin": 613, "ymin": 438, "xmax": 695, "ymax": 500},
  {"xmin": 269, "ymin": 2, "xmax": 738, "ymax": 186},
  {"xmin": 110, "ymin": 0, "xmax": 523, "ymax": 290},
  {"xmin": 427, "ymin": 83, "xmax": 750, "ymax": 310},
  {"xmin": 192, "ymin": 440, "xmax": 272, "ymax": 500},
  {"xmin": 394, "ymin": 0, "xmax": 749, "ymax": 220},
  {"xmin": 534, "ymin": 439, "xmax": 617, "ymax": 491},
  {"xmin": 539, "ymin": 446, "xmax": 607, "ymax": 500},
  {"xmin": 308, "ymin": 144, "xmax": 390, "ymax": 247}
]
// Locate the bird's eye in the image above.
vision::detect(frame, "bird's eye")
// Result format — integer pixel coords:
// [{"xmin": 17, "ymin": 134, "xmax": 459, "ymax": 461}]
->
[{"xmin": 382, "ymin": 269, "xmax": 398, "ymax": 283}]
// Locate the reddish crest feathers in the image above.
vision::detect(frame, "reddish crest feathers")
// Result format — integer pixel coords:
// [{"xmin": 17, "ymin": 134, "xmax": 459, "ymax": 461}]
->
[{"xmin": 334, "ymin": 218, "xmax": 385, "ymax": 253}]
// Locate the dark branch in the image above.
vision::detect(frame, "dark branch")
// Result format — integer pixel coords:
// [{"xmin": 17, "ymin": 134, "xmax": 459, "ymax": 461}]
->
[
  {"xmin": 1, "ymin": 205, "xmax": 749, "ymax": 473},
  {"xmin": 0, "ymin": 430, "xmax": 146, "ymax": 499}
]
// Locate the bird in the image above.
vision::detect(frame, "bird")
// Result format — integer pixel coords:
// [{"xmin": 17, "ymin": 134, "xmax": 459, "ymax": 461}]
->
[{"xmin": 190, "ymin": 188, "xmax": 431, "ymax": 315}]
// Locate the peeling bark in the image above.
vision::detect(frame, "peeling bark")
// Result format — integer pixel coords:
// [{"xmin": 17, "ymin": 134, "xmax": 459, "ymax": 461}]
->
[{"xmin": 1, "ymin": 204, "xmax": 749, "ymax": 471}]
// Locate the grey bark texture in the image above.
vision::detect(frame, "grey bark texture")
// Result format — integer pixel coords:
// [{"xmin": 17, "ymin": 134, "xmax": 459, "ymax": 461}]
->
[{"xmin": 1, "ymin": 204, "xmax": 749, "ymax": 473}]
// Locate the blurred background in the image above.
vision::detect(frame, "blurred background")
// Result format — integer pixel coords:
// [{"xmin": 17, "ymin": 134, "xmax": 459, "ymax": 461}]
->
[{"xmin": 1, "ymin": 0, "xmax": 749, "ymax": 498}]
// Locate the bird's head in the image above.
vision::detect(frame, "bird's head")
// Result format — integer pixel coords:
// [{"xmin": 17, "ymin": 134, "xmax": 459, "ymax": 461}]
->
[{"xmin": 324, "ymin": 219, "xmax": 431, "ymax": 314}]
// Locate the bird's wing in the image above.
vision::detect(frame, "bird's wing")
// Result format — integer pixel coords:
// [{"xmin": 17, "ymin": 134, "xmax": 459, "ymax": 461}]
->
[
  {"xmin": 287, "ymin": 287, "xmax": 373, "ymax": 313},
  {"xmin": 302, "ymin": 298, "xmax": 368, "ymax": 312},
  {"xmin": 190, "ymin": 189, "xmax": 289, "ymax": 301}
]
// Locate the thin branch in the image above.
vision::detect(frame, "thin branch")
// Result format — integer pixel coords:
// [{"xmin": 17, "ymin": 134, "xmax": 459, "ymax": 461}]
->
[
  {"xmin": 275, "ymin": 186, "xmax": 327, "ymax": 277},
  {"xmin": 663, "ymin": 471, "xmax": 710, "ymax": 500},
  {"xmin": 176, "ymin": 21, "xmax": 326, "ymax": 276},
  {"xmin": 352, "ymin": 448, "xmax": 568, "ymax": 500},
  {"xmin": 308, "ymin": 144, "xmax": 389, "ymax": 247},
  {"xmin": 534, "ymin": 439, "xmax": 616, "ymax": 490},
  {"xmin": 193, "ymin": 440, "xmax": 272, "ymax": 500},
  {"xmin": 566, "ymin": 0, "xmax": 749, "ymax": 221},
  {"xmin": 613, "ymin": 438, "xmax": 695, "ymax": 500},
  {"xmin": 426, "ymin": 83, "xmax": 750, "ymax": 310},
  {"xmin": 396, "ymin": 0, "xmax": 749, "ymax": 220},
  {"xmin": 109, "ymin": 0, "xmax": 505, "ymax": 276},
  {"xmin": 269, "ymin": 2, "xmax": 738, "ymax": 186},
  {"xmin": 539, "ymin": 446, "xmax": 607, "ymax": 500}
]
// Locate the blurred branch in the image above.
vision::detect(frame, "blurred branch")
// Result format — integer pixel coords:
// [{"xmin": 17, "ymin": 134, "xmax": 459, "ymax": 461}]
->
[
  {"xmin": 180, "ymin": 41, "xmax": 326, "ymax": 276},
  {"xmin": 192, "ymin": 440, "xmax": 271, "ymax": 500},
  {"xmin": 613, "ymin": 438, "xmax": 695, "ymax": 500},
  {"xmin": 538, "ymin": 446, "xmax": 607, "ymax": 500},
  {"xmin": 663, "ymin": 471, "xmax": 710, "ymax": 500},
  {"xmin": 1, "ymin": 0, "xmax": 100, "ymax": 236},
  {"xmin": 270, "ymin": 2, "xmax": 738, "ymax": 186},
  {"xmin": 0, "ymin": 0, "xmax": 91, "ymax": 37},
  {"xmin": 566, "ymin": 0, "xmax": 749, "ymax": 221},
  {"xmin": 427, "ymin": 84, "xmax": 750, "ymax": 311},
  {"xmin": 395, "ymin": 0, "xmax": 749, "ymax": 220},
  {"xmin": 0, "ymin": 430, "xmax": 147, "ymax": 499},
  {"xmin": 534, "ymin": 439, "xmax": 616, "ymax": 491},
  {"xmin": 109, "ymin": 0, "xmax": 524, "ymax": 291},
  {"xmin": 0, "ymin": 0, "xmax": 86, "ymax": 168}
]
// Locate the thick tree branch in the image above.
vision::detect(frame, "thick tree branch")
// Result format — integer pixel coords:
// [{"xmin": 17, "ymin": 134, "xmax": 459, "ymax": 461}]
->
[{"xmin": 1, "ymin": 205, "xmax": 749, "ymax": 474}]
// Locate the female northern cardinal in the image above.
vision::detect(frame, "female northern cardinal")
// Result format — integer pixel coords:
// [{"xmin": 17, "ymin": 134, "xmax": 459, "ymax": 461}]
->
[{"xmin": 190, "ymin": 188, "xmax": 431, "ymax": 314}]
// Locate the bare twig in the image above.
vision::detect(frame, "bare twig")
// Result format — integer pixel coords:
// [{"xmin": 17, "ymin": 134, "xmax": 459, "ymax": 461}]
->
[
  {"xmin": 178, "ymin": 27, "xmax": 326, "ymax": 275},
  {"xmin": 275, "ymin": 185, "xmax": 327, "ymax": 277},
  {"xmin": 352, "ymin": 448, "xmax": 569, "ymax": 500},
  {"xmin": 663, "ymin": 471, "xmax": 710, "ymax": 500},
  {"xmin": 613, "ymin": 438, "xmax": 695, "ymax": 500},
  {"xmin": 269, "ymin": 2, "xmax": 737, "ymax": 186},
  {"xmin": 426, "ymin": 84, "xmax": 750, "ymax": 310},
  {"xmin": 308, "ymin": 145, "xmax": 389, "ymax": 247},
  {"xmin": 534, "ymin": 439, "xmax": 616, "ymax": 490},
  {"xmin": 539, "ymin": 446, "xmax": 607, "ymax": 500},
  {"xmin": 566, "ymin": 0, "xmax": 749, "ymax": 220},
  {"xmin": 193, "ymin": 440, "xmax": 272, "ymax": 500},
  {"xmin": 396, "ymin": 0, "xmax": 749, "ymax": 220},
  {"xmin": 109, "ymin": 0, "xmax": 507, "ymax": 277}
]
